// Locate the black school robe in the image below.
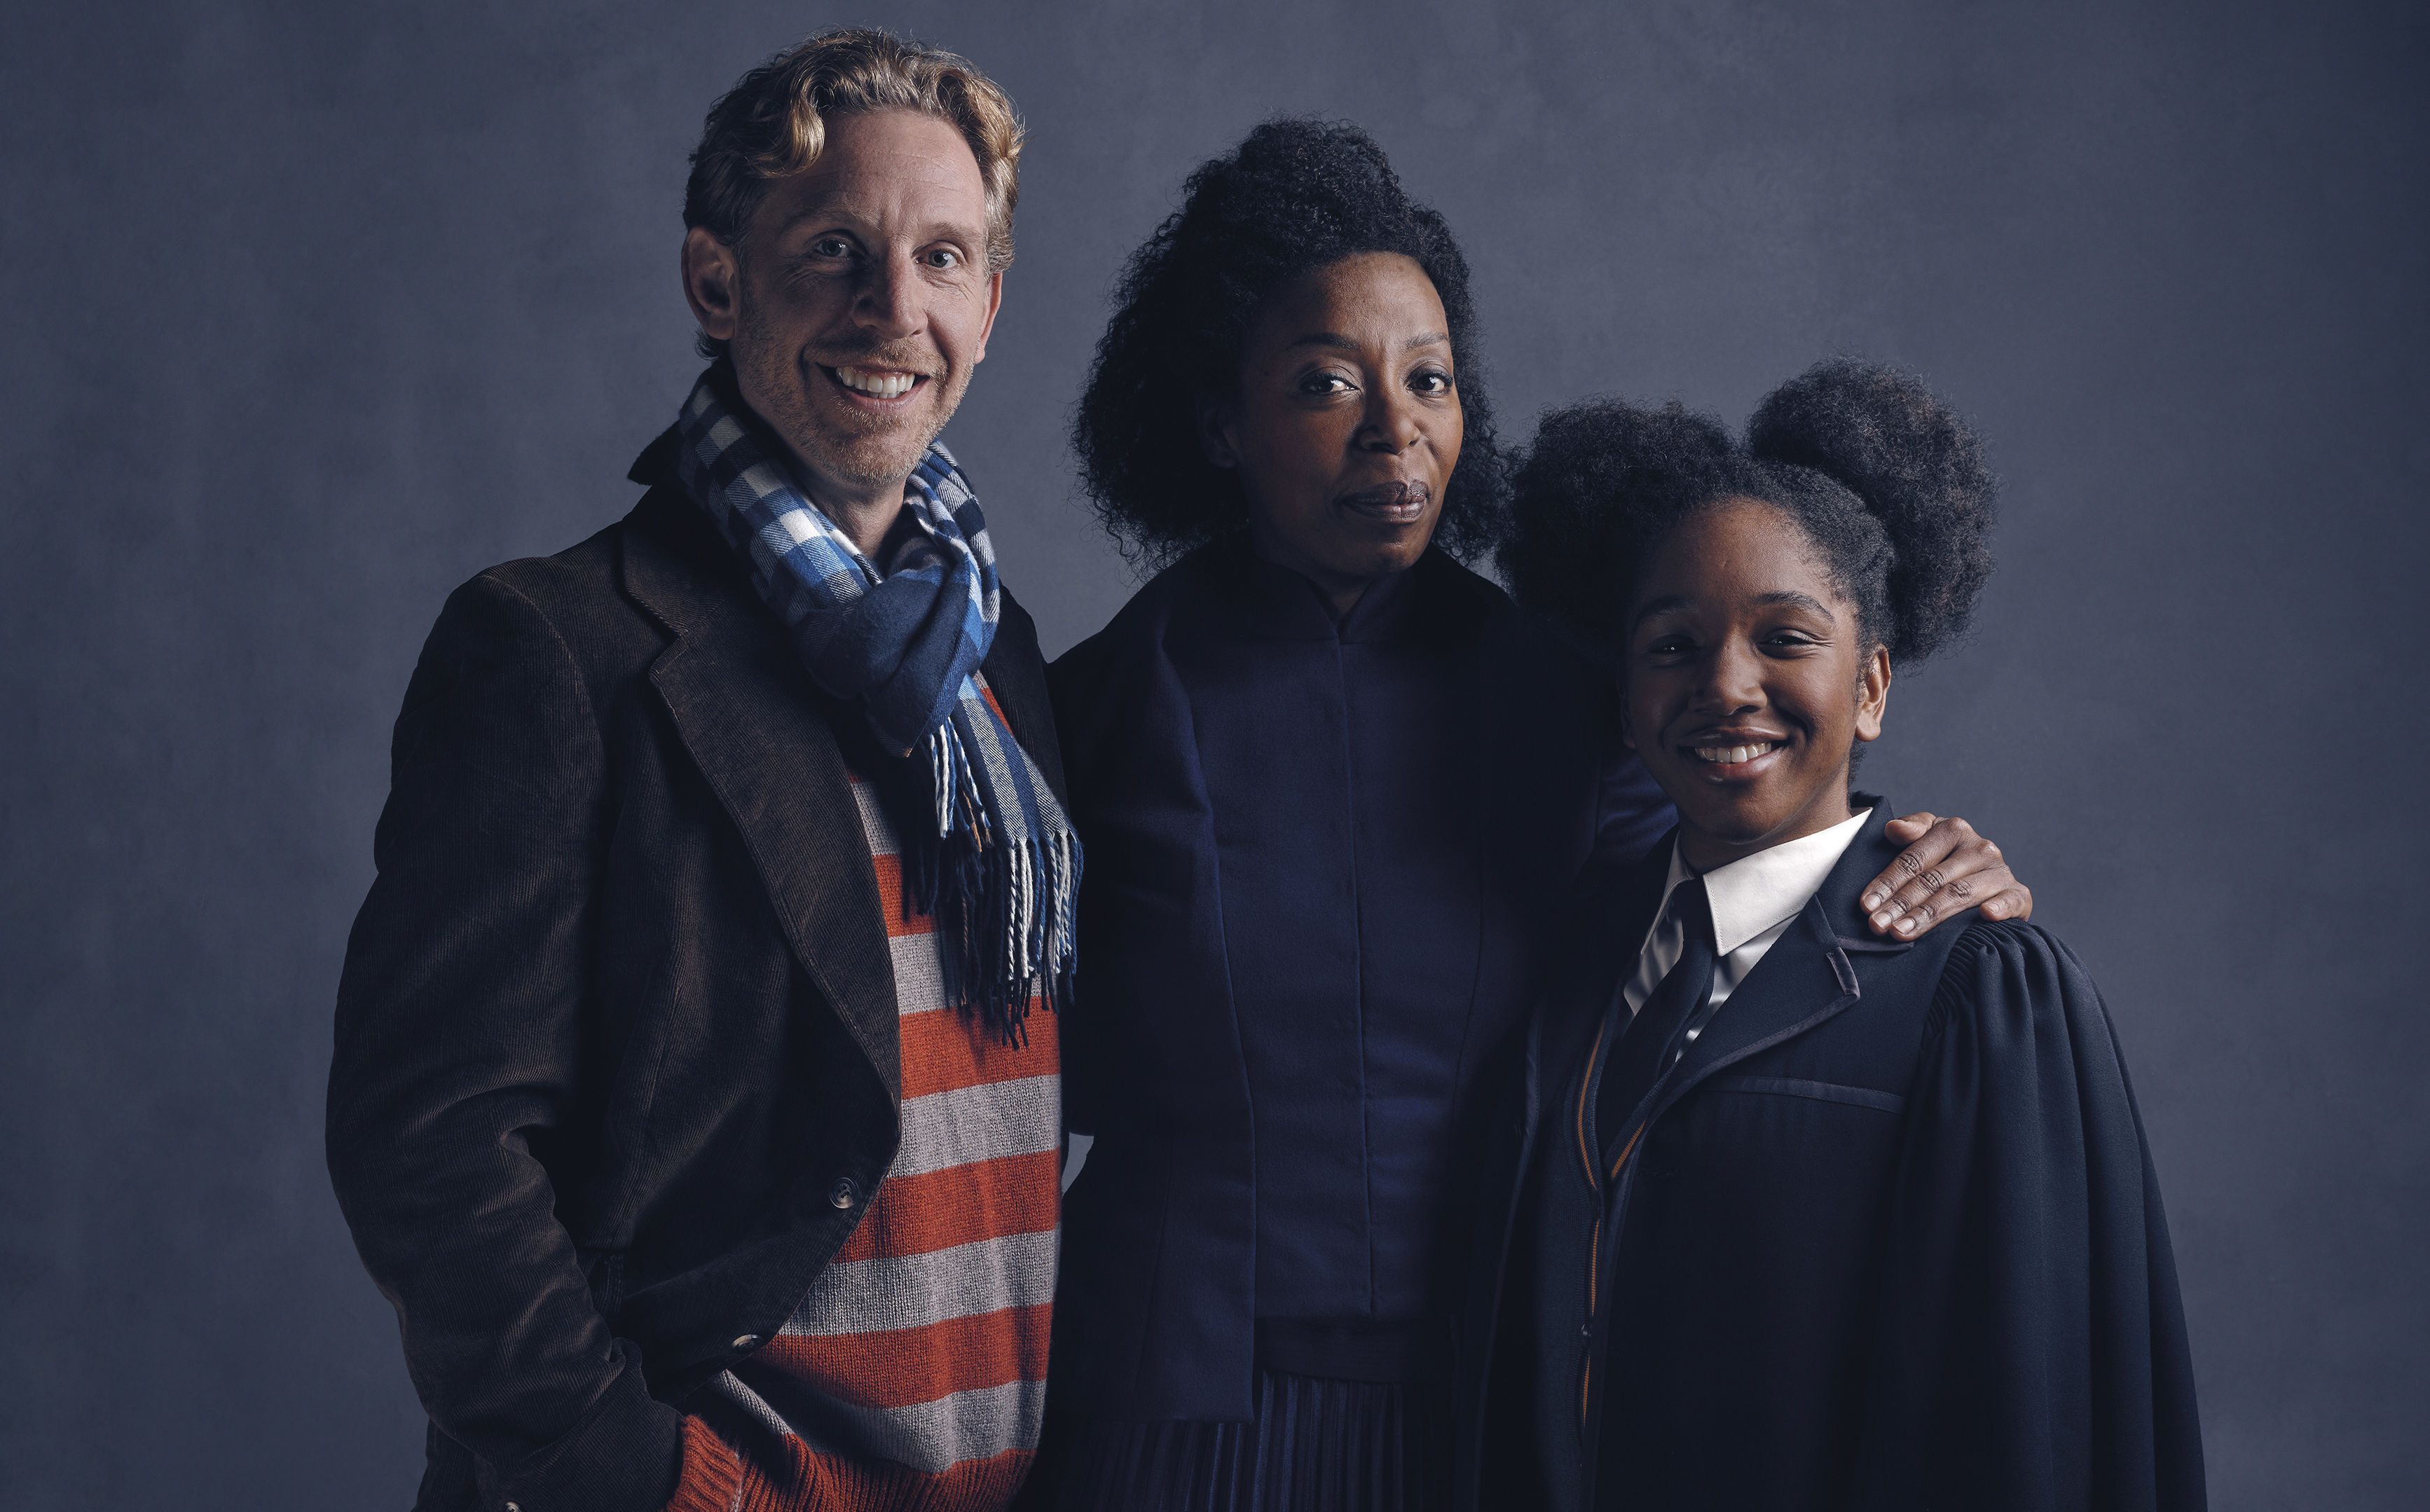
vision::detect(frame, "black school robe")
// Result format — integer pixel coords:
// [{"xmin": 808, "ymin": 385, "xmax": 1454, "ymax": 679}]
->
[{"xmin": 1454, "ymin": 805, "xmax": 2206, "ymax": 1512}]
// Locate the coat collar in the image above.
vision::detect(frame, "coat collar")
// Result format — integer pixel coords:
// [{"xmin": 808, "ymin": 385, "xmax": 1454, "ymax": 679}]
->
[
  {"xmin": 1651, "ymin": 803, "xmax": 1914, "ymax": 1107},
  {"xmin": 616, "ymin": 474, "xmax": 905, "ymax": 1100}
]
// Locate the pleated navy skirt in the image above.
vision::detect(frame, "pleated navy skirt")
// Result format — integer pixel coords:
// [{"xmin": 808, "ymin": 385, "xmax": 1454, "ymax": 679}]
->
[{"xmin": 1036, "ymin": 1368, "xmax": 1454, "ymax": 1512}]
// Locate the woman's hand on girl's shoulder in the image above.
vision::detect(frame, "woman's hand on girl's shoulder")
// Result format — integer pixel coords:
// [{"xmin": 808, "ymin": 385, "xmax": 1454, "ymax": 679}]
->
[{"xmin": 1861, "ymin": 813, "xmax": 2032, "ymax": 938}]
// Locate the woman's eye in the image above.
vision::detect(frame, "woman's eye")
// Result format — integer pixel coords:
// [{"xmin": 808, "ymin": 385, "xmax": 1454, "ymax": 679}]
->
[
  {"xmin": 1300, "ymin": 373, "xmax": 1355, "ymax": 396},
  {"xmin": 1646, "ymin": 635, "xmax": 1693, "ymax": 657},
  {"xmin": 1409, "ymin": 369, "xmax": 1453, "ymax": 396}
]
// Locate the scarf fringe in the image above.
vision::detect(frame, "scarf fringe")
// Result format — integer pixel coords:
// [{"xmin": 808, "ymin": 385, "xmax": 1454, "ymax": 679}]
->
[{"xmin": 908, "ymin": 716, "xmax": 1079, "ymax": 1045}]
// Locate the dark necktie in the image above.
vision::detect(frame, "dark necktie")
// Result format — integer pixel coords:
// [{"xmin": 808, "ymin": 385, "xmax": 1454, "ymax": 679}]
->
[{"xmin": 1597, "ymin": 876, "xmax": 1717, "ymax": 1167}]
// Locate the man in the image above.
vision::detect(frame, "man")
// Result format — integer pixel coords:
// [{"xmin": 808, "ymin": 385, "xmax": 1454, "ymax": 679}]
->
[{"xmin": 328, "ymin": 30, "xmax": 1073, "ymax": 1512}]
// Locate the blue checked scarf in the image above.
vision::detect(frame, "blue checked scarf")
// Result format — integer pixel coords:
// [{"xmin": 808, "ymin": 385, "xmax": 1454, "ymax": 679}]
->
[{"xmin": 674, "ymin": 366, "xmax": 1078, "ymax": 1038}]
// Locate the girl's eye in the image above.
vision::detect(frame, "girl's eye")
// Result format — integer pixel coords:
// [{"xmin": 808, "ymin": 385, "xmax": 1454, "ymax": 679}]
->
[{"xmin": 1646, "ymin": 635, "xmax": 1693, "ymax": 657}]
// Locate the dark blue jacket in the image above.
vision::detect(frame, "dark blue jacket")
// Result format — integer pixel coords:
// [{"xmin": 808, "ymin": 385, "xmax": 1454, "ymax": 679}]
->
[
  {"xmin": 1046, "ymin": 536, "xmax": 1670, "ymax": 1420},
  {"xmin": 1455, "ymin": 806, "xmax": 2206, "ymax": 1511}
]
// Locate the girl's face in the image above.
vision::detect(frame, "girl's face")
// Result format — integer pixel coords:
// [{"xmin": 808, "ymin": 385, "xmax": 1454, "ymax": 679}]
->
[
  {"xmin": 1202, "ymin": 252, "xmax": 1462, "ymax": 613},
  {"xmin": 1623, "ymin": 500, "xmax": 1892, "ymax": 873}
]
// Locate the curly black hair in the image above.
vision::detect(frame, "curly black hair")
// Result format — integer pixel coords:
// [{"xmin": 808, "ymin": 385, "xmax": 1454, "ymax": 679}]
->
[
  {"xmin": 1072, "ymin": 118, "xmax": 1506, "ymax": 566},
  {"xmin": 1501, "ymin": 359, "xmax": 1997, "ymax": 664}
]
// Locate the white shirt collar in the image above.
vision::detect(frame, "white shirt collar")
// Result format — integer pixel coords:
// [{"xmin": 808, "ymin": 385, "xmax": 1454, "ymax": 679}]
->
[{"xmin": 1659, "ymin": 809, "xmax": 1874, "ymax": 955}]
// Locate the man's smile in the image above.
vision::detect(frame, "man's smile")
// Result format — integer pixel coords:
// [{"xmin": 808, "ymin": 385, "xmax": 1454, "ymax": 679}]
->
[{"xmin": 821, "ymin": 364, "xmax": 933, "ymax": 404}]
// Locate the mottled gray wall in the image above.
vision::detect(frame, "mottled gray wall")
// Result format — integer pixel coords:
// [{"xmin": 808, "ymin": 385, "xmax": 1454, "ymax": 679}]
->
[{"xmin": 3, "ymin": 1, "xmax": 2422, "ymax": 1506}]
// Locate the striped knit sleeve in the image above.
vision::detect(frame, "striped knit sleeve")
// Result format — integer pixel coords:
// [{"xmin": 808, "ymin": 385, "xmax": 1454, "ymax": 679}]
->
[{"xmin": 663, "ymin": 1415, "xmax": 745, "ymax": 1512}]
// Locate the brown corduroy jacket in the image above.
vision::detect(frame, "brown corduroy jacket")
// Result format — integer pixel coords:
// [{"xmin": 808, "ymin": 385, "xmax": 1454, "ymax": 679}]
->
[{"xmin": 326, "ymin": 440, "xmax": 1065, "ymax": 1512}]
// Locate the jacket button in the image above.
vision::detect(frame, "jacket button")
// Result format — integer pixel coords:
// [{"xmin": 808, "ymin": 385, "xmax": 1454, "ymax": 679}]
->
[
  {"xmin": 734, "ymin": 1333, "xmax": 762, "ymax": 1351},
  {"xmin": 829, "ymin": 1178, "xmax": 858, "ymax": 1210},
  {"xmin": 504, "ymin": 1504, "xmax": 520, "ymax": 1512}
]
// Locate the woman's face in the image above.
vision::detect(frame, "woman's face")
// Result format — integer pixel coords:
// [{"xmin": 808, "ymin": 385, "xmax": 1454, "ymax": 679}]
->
[
  {"xmin": 1204, "ymin": 252, "xmax": 1462, "ymax": 611},
  {"xmin": 1623, "ymin": 500, "xmax": 1893, "ymax": 872}
]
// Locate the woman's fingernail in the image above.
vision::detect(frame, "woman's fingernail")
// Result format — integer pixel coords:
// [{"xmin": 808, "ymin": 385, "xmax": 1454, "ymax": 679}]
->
[
  {"xmin": 1871, "ymin": 910, "xmax": 1894, "ymax": 929},
  {"xmin": 1895, "ymin": 916, "xmax": 1918, "ymax": 935},
  {"xmin": 1862, "ymin": 890, "xmax": 1885, "ymax": 909}
]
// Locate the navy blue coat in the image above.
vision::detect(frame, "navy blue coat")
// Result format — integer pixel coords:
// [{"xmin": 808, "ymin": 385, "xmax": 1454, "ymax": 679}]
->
[
  {"xmin": 1046, "ymin": 536, "xmax": 1670, "ymax": 1421},
  {"xmin": 1455, "ymin": 806, "xmax": 2206, "ymax": 1511}
]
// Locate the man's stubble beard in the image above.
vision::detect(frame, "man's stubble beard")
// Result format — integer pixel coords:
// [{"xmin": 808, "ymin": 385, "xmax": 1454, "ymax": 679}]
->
[{"xmin": 732, "ymin": 287, "xmax": 972, "ymax": 496}]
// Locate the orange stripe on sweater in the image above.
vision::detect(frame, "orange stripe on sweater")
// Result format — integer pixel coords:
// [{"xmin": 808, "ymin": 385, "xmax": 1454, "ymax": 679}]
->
[
  {"xmin": 756, "ymin": 1303, "xmax": 1050, "ymax": 1412},
  {"xmin": 867, "ymin": 853, "xmax": 935, "ymax": 938},
  {"xmin": 897, "ymin": 994, "xmax": 1057, "ymax": 1099},
  {"xmin": 667, "ymin": 1415, "xmax": 747, "ymax": 1512},
  {"xmin": 738, "ymin": 1443, "xmax": 1035, "ymax": 1512},
  {"xmin": 832, "ymin": 1149, "xmax": 1060, "ymax": 1263}
]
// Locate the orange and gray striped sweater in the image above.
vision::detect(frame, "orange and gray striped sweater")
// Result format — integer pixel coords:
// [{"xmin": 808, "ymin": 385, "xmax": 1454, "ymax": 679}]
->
[{"xmin": 667, "ymin": 753, "xmax": 1060, "ymax": 1512}]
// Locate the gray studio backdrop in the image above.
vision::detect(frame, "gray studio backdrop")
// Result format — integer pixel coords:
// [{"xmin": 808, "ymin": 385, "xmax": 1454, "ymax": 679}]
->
[{"xmin": 4, "ymin": 1, "xmax": 2422, "ymax": 1506}]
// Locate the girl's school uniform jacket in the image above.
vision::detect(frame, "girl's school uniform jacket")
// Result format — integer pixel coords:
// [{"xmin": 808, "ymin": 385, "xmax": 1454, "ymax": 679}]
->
[{"xmin": 1454, "ymin": 802, "xmax": 2206, "ymax": 1512}]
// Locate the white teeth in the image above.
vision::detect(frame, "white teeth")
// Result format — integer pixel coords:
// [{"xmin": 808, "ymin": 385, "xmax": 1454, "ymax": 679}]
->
[
  {"xmin": 1693, "ymin": 742, "xmax": 1780, "ymax": 764},
  {"xmin": 835, "ymin": 366, "xmax": 919, "ymax": 399}
]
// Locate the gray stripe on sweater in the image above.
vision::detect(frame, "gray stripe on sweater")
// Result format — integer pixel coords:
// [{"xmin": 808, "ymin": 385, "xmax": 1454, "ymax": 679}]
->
[
  {"xmin": 784, "ymin": 1228, "xmax": 1057, "ymax": 1337},
  {"xmin": 890, "ymin": 1073, "xmax": 1060, "ymax": 1177}
]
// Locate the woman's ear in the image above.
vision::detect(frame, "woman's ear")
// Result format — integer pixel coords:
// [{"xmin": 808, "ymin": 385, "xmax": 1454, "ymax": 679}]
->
[
  {"xmin": 1853, "ymin": 645, "xmax": 1892, "ymax": 743},
  {"xmin": 1197, "ymin": 392, "xmax": 1240, "ymax": 470}
]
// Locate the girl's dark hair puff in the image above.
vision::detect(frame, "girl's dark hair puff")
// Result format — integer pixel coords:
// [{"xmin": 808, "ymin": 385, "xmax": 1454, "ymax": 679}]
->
[
  {"xmin": 1501, "ymin": 359, "xmax": 1996, "ymax": 664},
  {"xmin": 1073, "ymin": 118, "xmax": 1506, "ymax": 567}
]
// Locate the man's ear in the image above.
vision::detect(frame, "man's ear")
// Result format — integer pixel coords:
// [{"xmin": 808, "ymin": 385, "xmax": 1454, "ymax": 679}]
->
[
  {"xmin": 1196, "ymin": 392, "xmax": 1240, "ymax": 470},
  {"xmin": 971, "ymin": 269, "xmax": 1005, "ymax": 364},
  {"xmin": 1853, "ymin": 645, "xmax": 1893, "ymax": 743},
  {"xmin": 682, "ymin": 227, "xmax": 742, "ymax": 344}
]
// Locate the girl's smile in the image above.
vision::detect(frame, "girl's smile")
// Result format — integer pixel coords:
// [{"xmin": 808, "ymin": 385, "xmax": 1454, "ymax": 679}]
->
[{"xmin": 1624, "ymin": 500, "xmax": 1891, "ymax": 873}]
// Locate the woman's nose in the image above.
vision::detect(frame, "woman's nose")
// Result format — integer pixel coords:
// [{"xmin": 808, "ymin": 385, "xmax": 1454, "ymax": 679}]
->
[{"xmin": 1359, "ymin": 385, "xmax": 1422, "ymax": 453}]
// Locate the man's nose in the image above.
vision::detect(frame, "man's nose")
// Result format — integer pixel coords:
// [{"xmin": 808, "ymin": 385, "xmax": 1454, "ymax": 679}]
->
[{"xmin": 854, "ymin": 254, "xmax": 923, "ymax": 341}]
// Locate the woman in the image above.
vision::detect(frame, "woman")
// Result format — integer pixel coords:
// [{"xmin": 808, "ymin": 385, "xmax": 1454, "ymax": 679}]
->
[
  {"xmin": 1038, "ymin": 123, "xmax": 2029, "ymax": 1510},
  {"xmin": 1462, "ymin": 364, "xmax": 2204, "ymax": 1510}
]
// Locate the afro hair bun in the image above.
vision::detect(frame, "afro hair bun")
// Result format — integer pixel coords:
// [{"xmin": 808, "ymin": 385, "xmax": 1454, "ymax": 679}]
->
[
  {"xmin": 1499, "ymin": 399, "xmax": 1734, "ymax": 642},
  {"xmin": 1505, "ymin": 359, "xmax": 1998, "ymax": 666},
  {"xmin": 1748, "ymin": 359, "xmax": 1997, "ymax": 661}
]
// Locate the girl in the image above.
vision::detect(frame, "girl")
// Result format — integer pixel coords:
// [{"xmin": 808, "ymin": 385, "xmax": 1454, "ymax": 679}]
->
[{"xmin": 1462, "ymin": 362, "xmax": 2205, "ymax": 1511}]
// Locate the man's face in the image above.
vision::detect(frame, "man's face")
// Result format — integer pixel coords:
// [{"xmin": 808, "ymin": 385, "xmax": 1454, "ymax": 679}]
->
[{"xmin": 684, "ymin": 109, "xmax": 1003, "ymax": 504}]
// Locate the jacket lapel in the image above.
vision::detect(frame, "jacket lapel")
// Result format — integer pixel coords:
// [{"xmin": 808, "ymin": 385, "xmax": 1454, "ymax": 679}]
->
[
  {"xmin": 619, "ymin": 483, "xmax": 904, "ymax": 1102},
  {"xmin": 1646, "ymin": 806, "xmax": 1910, "ymax": 1118}
]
